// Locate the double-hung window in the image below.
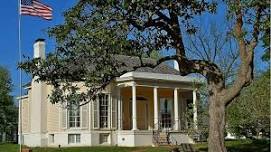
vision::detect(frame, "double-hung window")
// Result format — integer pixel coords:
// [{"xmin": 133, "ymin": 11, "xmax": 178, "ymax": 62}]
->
[
  {"xmin": 68, "ymin": 134, "xmax": 80, "ymax": 144},
  {"xmin": 68, "ymin": 104, "xmax": 80, "ymax": 128},
  {"xmin": 93, "ymin": 94, "xmax": 110, "ymax": 129},
  {"xmin": 99, "ymin": 94, "xmax": 109, "ymax": 128}
]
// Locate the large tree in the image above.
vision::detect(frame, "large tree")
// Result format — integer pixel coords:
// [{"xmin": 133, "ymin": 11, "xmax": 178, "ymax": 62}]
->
[
  {"xmin": 185, "ymin": 22, "xmax": 240, "ymax": 141},
  {"xmin": 0, "ymin": 66, "xmax": 17, "ymax": 142},
  {"xmin": 20, "ymin": 0, "xmax": 270, "ymax": 151}
]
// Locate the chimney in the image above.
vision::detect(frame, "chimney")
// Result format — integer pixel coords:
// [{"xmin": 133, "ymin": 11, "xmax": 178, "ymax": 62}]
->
[
  {"xmin": 29, "ymin": 38, "xmax": 48, "ymax": 146},
  {"xmin": 33, "ymin": 38, "xmax": 45, "ymax": 59}
]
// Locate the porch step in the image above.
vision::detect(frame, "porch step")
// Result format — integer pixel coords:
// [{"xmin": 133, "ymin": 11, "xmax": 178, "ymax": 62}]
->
[{"xmin": 157, "ymin": 132, "xmax": 169, "ymax": 145}]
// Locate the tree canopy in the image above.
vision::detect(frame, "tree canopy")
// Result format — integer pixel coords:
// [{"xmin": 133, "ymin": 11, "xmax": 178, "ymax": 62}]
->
[
  {"xmin": 227, "ymin": 70, "xmax": 270, "ymax": 138},
  {"xmin": 20, "ymin": 0, "xmax": 219, "ymax": 104},
  {"xmin": 0, "ymin": 66, "xmax": 17, "ymax": 142},
  {"xmin": 19, "ymin": 1, "xmax": 270, "ymax": 151}
]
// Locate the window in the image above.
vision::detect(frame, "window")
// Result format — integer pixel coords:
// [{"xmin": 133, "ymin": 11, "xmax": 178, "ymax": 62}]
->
[
  {"xmin": 99, "ymin": 94, "xmax": 109, "ymax": 128},
  {"xmin": 68, "ymin": 104, "xmax": 80, "ymax": 128},
  {"xmin": 68, "ymin": 134, "xmax": 80, "ymax": 144},
  {"xmin": 160, "ymin": 98, "xmax": 173, "ymax": 129},
  {"xmin": 93, "ymin": 100, "xmax": 99, "ymax": 128},
  {"xmin": 111, "ymin": 99, "xmax": 117, "ymax": 128},
  {"xmin": 93, "ymin": 94, "xmax": 110, "ymax": 129},
  {"xmin": 49, "ymin": 134, "xmax": 54, "ymax": 143},
  {"xmin": 100, "ymin": 133, "xmax": 109, "ymax": 144}
]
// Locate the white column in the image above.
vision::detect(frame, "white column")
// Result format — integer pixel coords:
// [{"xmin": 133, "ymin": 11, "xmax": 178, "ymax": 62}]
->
[
  {"xmin": 193, "ymin": 89, "xmax": 198, "ymax": 130},
  {"xmin": 118, "ymin": 88, "xmax": 122, "ymax": 130},
  {"xmin": 153, "ymin": 87, "xmax": 159, "ymax": 130},
  {"xmin": 174, "ymin": 88, "xmax": 180, "ymax": 130},
  {"xmin": 132, "ymin": 84, "xmax": 137, "ymax": 130}
]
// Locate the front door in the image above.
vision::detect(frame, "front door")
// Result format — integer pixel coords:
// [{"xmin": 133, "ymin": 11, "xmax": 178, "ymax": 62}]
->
[
  {"xmin": 137, "ymin": 101, "xmax": 148, "ymax": 130},
  {"xmin": 129, "ymin": 100, "xmax": 148, "ymax": 130},
  {"xmin": 159, "ymin": 98, "xmax": 173, "ymax": 130}
]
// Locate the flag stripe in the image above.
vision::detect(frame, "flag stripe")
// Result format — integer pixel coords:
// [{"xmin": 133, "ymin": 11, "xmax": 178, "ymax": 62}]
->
[
  {"xmin": 21, "ymin": 13, "xmax": 52, "ymax": 20},
  {"xmin": 21, "ymin": 0, "xmax": 53, "ymax": 20},
  {"xmin": 21, "ymin": 10, "xmax": 52, "ymax": 16},
  {"xmin": 21, "ymin": 5, "xmax": 52, "ymax": 14}
]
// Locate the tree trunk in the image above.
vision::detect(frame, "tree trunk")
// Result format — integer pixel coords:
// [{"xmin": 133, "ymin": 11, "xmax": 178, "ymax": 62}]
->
[{"xmin": 208, "ymin": 93, "xmax": 227, "ymax": 152}]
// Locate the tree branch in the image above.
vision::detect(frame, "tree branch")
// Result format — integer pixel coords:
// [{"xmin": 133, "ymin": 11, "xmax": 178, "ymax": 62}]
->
[
  {"xmin": 250, "ymin": 5, "xmax": 262, "ymax": 49},
  {"xmin": 222, "ymin": 0, "xmax": 257, "ymax": 105}
]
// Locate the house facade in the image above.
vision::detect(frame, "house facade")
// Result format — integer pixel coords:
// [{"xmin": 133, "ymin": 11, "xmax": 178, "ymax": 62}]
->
[{"xmin": 19, "ymin": 39, "xmax": 200, "ymax": 147}]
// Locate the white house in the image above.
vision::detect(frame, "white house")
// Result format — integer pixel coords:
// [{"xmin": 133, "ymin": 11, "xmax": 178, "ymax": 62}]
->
[{"xmin": 19, "ymin": 39, "xmax": 201, "ymax": 147}]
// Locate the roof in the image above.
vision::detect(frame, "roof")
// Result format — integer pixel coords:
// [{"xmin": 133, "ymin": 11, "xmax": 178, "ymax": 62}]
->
[
  {"xmin": 117, "ymin": 72, "xmax": 202, "ymax": 84},
  {"xmin": 64, "ymin": 55, "xmax": 179, "ymax": 77},
  {"xmin": 135, "ymin": 64, "xmax": 179, "ymax": 75},
  {"xmin": 26, "ymin": 55, "xmax": 200, "ymax": 86},
  {"xmin": 115, "ymin": 55, "xmax": 180, "ymax": 75}
]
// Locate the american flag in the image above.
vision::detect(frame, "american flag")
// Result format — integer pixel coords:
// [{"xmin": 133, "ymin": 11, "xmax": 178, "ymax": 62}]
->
[{"xmin": 20, "ymin": 0, "xmax": 53, "ymax": 20}]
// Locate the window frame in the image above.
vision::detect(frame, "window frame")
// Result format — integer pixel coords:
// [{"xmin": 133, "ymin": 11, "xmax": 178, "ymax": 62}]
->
[
  {"xmin": 68, "ymin": 134, "xmax": 81, "ymax": 144},
  {"xmin": 99, "ymin": 94, "xmax": 109, "ymax": 128},
  {"xmin": 49, "ymin": 134, "xmax": 54, "ymax": 144},
  {"xmin": 68, "ymin": 104, "xmax": 81, "ymax": 129},
  {"xmin": 99, "ymin": 133, "xmax": 109, "ymax": 144},
  {"xmin": 93, "ymin": 93, "xmax": 111, "ymax": 129}
]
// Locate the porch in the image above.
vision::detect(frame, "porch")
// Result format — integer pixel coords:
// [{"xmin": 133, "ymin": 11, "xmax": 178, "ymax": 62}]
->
[{"xmin": 115, "ymin": 72, "xmax": 200, "ymax": 146}]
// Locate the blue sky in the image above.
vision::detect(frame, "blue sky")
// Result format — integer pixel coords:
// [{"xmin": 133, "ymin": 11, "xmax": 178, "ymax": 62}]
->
[
  {"xmin": 0, "ymin": 0, "xmax": 77, "ymax": 98},
  {"xmin": 0, "ymin": 1, "xmax": 268, "ymax": 101}
]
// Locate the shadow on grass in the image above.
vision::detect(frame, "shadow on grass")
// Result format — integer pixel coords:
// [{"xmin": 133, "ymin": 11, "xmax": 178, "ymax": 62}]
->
[{"xmin": 196, "ymin": 140, "xmax": 270, "ymax": 152}]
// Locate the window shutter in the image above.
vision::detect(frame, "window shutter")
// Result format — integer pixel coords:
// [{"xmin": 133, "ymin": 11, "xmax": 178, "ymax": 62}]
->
[
  {"xmin": 81, "ymin": 103, "xmax": 89, "ymax": 129},
  {"xmin": 93, "ymin": 99, "xmax": 99, "ymax": 129},
  {"xmin": 111, "ymin": 97, "xmax": 117, "ymax": 129},
  {"xmin": 62, "ymin": 106, "xmax": 67, "ymax": 129}
]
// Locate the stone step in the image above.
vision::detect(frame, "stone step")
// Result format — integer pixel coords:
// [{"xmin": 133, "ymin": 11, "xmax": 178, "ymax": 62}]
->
[
  {"xmin": 159, "ymin": 134, "xmax": 167, "ymax": 137},
  {"xmin": 153, "ymin": 132, "xmax": 170, "ymax": 146}
]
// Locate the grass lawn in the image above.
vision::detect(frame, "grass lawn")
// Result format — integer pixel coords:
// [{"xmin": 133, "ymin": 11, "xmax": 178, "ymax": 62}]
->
[
  {"xmin": 0, "ymin": 140, "xmax": 269, "ymax": 152},
  {"xmin": 195, "ymin": 139, "xmax": 270, "ymax": 152},
  {"xmin": 0, "ymin": 144, "xmax": 171, "ymax": 152}
]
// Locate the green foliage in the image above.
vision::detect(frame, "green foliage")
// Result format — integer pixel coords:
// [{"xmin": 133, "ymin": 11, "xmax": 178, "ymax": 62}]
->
[
  {"xmin": 257, "ymin": 1, "xmax": 270, "ymax": 62},
  {"xmin": 19, "ymin": 0, "xmax": 217, "ymax": 104},
  {"xmin": 186, "ymin": 83, "xmax": 209, "ymax": 141},
  {"xmin": 18, "ymin": 3, "xmax": 270, "ymax": 152},
  {"xmin": 0, "ymin": 66, "xmax": 12, "ymax": 106},
  {"xmin": 227, "ymin": 0, "xmax": 270, "ymax": 62},
  {"xmin": 0, "ymin": 66, "xmax": 17, "ymax": 142},
  {"xmin": 226, "ymin": 70, "xmax": 270, "ymax": 138},
  {"xmin": 18, "ymin": 0, "xmax": 270, "ymax": 106}
]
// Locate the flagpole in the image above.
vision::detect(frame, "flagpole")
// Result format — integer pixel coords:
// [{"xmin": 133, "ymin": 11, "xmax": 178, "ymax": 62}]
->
[{"xmin": 18, "ymin": 0, "xmax": 23, "ymax": 152}]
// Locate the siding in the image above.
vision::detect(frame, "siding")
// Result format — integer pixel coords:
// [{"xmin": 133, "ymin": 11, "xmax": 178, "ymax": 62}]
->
[
  {"xmin": 47, "ymin": 102, "xmax": 60, "ymax": 132},
  {"xmin": 22, "ymin": 97, "xmax": 30, "ymax": 133},
  {"xmin": 46, "ymin": 85, "xmax": 60, "ymax": 132}
]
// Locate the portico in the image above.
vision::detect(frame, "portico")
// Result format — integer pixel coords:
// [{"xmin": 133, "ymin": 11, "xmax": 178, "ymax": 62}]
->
[{"xmin": 116, "ymin": 72, "xmax": 199, "ymax": 132}]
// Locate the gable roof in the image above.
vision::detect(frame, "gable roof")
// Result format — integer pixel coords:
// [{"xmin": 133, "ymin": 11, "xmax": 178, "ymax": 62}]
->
[
  {"xmin": 115, "ymin": 55, "xmax": 179, "ymax": 75},
  {"xmin": 135, "ymin": 64, "xmax": 179, "ymax": 75}
]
